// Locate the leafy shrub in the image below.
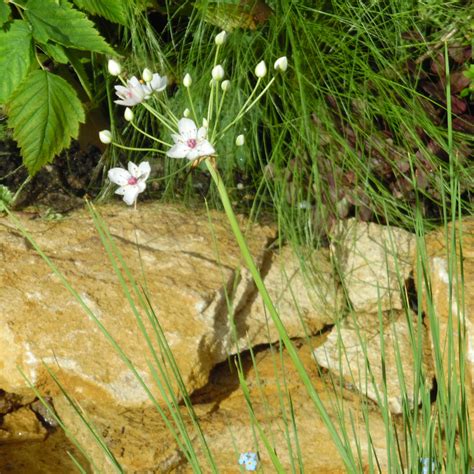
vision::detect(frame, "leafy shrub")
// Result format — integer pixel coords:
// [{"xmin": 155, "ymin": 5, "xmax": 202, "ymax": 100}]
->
[{"xmin": 0, "ymin": 0, "xmax": 130, "ymax": 175}]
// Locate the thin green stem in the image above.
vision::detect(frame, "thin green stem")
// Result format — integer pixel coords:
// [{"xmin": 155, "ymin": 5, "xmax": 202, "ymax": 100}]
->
[
  {"xmin": 130, "ymin": 121, "xmax": 172, "ymax": 147},
  {"xmin": 204, "ymin": 159, "xmax": 355, "ymax": 469},
  {"xmin": 111, "ymin": 142, "xmax": 166, "ymax": 155}
]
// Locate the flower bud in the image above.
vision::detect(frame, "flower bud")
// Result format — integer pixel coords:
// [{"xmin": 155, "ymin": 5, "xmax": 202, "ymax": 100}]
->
[
  {"xmin": 235, "ymin": 134, "xmax": 245, "ymax": 146},
  {"xmin": 108, "ymin": 59, "xmax": 122, "ymax": 76},
  {"xmin": 124, "ymin": 107, "xmax": 134, "ymax": 122},
  {"xmin": 212, "ymin": 65, "xmax": 224, "ymax": 81},
  {"xmin": 274, "ymin": 56, "xmax": 288, "ymax": 72},
  {"xmin": 202, "ymin": 118, "xmax": 209, "ymax": 128},
  {"xmin": 215, "ymin": 31, "xmax": 227, "ymax": 45},
  {"xmin": 142, "ymin": 68, "xmax": 153, "ymax": 82},
  {"xmin": 221, "ymin": 80, "xmax": 230, "ymax": 91},
  {"xmin": 183, "ymin": 73, "xmax": 192, "ymax": 88},
  {"xmin": 99, "ymin": 130, "xmax": 112, "ymax": 144},
  {"xmin": 183, "ymin": 108, "xmax": 191, "ymax": 118},
  {"xmin": 255, "ymin": 60, "xmax": 267, "ymax": 78}
]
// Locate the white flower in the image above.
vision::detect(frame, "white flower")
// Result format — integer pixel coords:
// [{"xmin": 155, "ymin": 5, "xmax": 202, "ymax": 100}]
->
[
  {"xmin": 183, "ymin": 73, "xmax": 192, "ymax": 88},
  {"xmin": 212, "ymin": 65, "xmax": 224, "ymax": 81},
  {"xmin": 215, "ymin": 31, "xmax": 227, "ymax": 45},
  {"xmin": 274, "ymin": 56, "xmax": 288, "ymax": 72},
  {"xmin": 142, "ymin": 73, "xmax": 167, "ymax": 97},
  {"xmin": 255, "ymin": 60, "xmax": 267, "ymax": 78},
  {"xmin": 221, "ymin": 80, "xmax": 230, "ymax": 91},
  {"xmin": 108, "ymin": 161, "xmax": 151, "ymax": 206},
  {"xmin": 108, "ymin": 59, "xmax": 122, "ymax": 76},
  {"xmin": 99, "ymin": 130, "xmax": 112, "ymax": 144},
  {"xmin": 167, "ymin": 118, "xmax": 215, "ymax": 161},
  {"xmin": 235, "ymin": 134, "xmax": 245, "ymax": 146},
  {"xmin": 124, "ymin": 107, "xmax": 134, "ymax": 121},
  {"xmin": 183, "ymin": 108, "xmax": 191, "ymax": 118},
  {"xmin": 114, "ymin": 77, "xmax": 146, "ymax": 106}
]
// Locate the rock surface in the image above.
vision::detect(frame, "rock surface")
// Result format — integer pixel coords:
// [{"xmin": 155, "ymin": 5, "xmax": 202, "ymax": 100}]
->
[
  {"xmin": 314, "ymin": 309, "xmax": 434, "ymax": 413},
  {"xmin": 0, "ymin": 203, "xmax": 272, "ymax": 406},
  {"xmin": 331, "ymin": 218, "xmax": 415, "ymax": 312},
  {"xmin": 230, "ymin": 246, "xmax": 342, "ymax": 352},
  {"xmin": 0, "ymin": 427, "xmax": 90, "ymax": 473},
  {"xmin": 0, "ymin": 407, "xmax": 47, "ymax": 443},
  {"xmin": 53, "ymin": 339, "xmax": 396, "ymax": 473},
  {"xmin": 0, "ymin": 203, "xmax": 339, "ymax": 410}
]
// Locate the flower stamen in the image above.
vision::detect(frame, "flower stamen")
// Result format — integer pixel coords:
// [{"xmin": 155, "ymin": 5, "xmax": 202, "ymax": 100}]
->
[{"xmin": 187, "ymin": 138, "xmax": 197, "ymax": 149}]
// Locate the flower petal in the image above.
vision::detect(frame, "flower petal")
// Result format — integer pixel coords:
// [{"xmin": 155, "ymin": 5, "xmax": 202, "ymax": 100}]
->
[
  {"xmin": 136, "ymin": 181, "xmax": 146, "ymax": 193},
  {"xmin": 128, "ymin": 76, "xmax": 142, "ymax": 88},
  {"xmin": 177, "ymin": 118, "xmax": 197, "ymax": 140},
  {"xmin": 108, "ymin": 168, "xmax": 130, "ymax": 186},
  {"xmin": 196, "ymin": 139, "xmax": 215, "ymax": 157},
  {"xmin": 128, "ymin": 162, "xmax": 139, "ymax": 177},
  {"xmin": 114, "ymin": 186, "xmax": 127, "ymax": 195},
  {"xmin": 123, "ymin": 186, "xmax": 140, "ymax": 206},
  {"xmin": 171, "ymin": 133, "xmax": 182, "ymax": 144},
  {"xmin": 186, "ymin": 148, "xmax": 200, "ymax": 161},
  {"xmin": 197, "ymin": 126, "xmax": 208, "ymax": 140},
  {"xmin": 167, "ymin": 143, "xmax": 190, "ymax": 159},
  {"xmin": 137, "ymin": 161, "xmax": 151, "ymax": 181}
]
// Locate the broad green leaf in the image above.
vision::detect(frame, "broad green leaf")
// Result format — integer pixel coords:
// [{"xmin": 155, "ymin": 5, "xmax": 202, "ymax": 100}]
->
[
  {"xmin": 8, "ymin": 70, "xmax": 85, "ymax": 175},
  {"xmin": 0, "ymin": 21, "xmax": 34, "ymax": 103},
  {"xmin": 73, "ymin": 0, "xmax": 128, "ymax": 26},
  {"xmin": 0, "ymin": 2, "xmax": 11, "ymax": 26},
  {"xmin": 40, "ymin": 42, "xmax": 69, "ymax": 64},
  {"xmin": 25, "ymin": 0, "xmax": 115, "ymax": 55}
]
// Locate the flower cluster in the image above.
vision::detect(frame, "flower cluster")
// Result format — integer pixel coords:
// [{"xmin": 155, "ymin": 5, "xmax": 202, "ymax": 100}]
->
[
  {"xmin": 101, "ymin": 35, "xmax": 288, "ymax": 207},
  {"xmin": 109, "ymin": 61, "xmax": 167, "ymax": 107},
  {"xmin": 239, "ymin": 452, "xmax": 258, "ymax": 471}
]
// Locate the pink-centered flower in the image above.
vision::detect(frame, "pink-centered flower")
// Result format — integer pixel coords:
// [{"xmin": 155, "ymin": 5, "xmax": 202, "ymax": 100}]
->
[
  {"xmin": 114, "ymin": 76, "xmax": 146, "ymax": 106},
  {"xmin": 108, "ymin": 161, "xmax": 150, "ymax": 205},
  {"xmin": 166, "ymin": 118, "xmax": 215, "ymax": 161}
]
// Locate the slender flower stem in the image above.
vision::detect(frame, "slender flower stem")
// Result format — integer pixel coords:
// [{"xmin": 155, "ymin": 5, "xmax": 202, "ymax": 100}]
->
[
  {"xmin": 111, "ymin": 142, "xmax": 166, "ymax": 155},
  {"xmin": 186, "ymin": 87, "xmax": 198, "ymax": 125},
  {"xmin": 142, "ymin": 103, "xmax": 176, "ymax": 134},
  {"xmin": 217, "ymin": 77, "xmax": 276, "ymax": 139},
  {"xmin": 204, "ymin": 159, "xmax": 353, "ymax": 468},
  {"xmin": 130, "ymin": 121, "xmax": 172, "ymax": 147},
  {"xmin": 210, "ymin": 88, "xmax": 228, "ymax": 143},
  {"xmin": 207, "ymin": 81, "xmax": 216, "ymax": 125}
]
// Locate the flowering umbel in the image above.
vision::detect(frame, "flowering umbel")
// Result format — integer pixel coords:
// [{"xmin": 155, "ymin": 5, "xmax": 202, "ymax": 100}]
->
[
  {"xmin": 114, "ymin": 73, "xmax": 167, "ymax": 106},
  {"xmin": 166, "ymin": 118, "xmax": 215, "ymax": 161},
  {"xmin": 108, "ymin": 161, "xmax": 150, "ymax": 205}
]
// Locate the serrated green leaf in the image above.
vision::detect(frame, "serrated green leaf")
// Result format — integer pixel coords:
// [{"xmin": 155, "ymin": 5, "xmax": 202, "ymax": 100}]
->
[
  {"xmin": 8, "ymin": 70, "xmax": 85, "ymax": 175},
  {"xmin": 0, "ymin": 2, "xmax": 11, "ymax": 26},
  {"xmin": 0, "ymin": 21, "xmax": 34, "ymax": 103},
  {"xmin": 73, "ymin": 0, "xmax": 128, "ymax": 26},
  {"xmin": 40, "ymin": 42, "xmax": 69, "ymax": 64},
  {"xmin": 25, "ymin": 0, "xmax": 115, "ymax": 55}
]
